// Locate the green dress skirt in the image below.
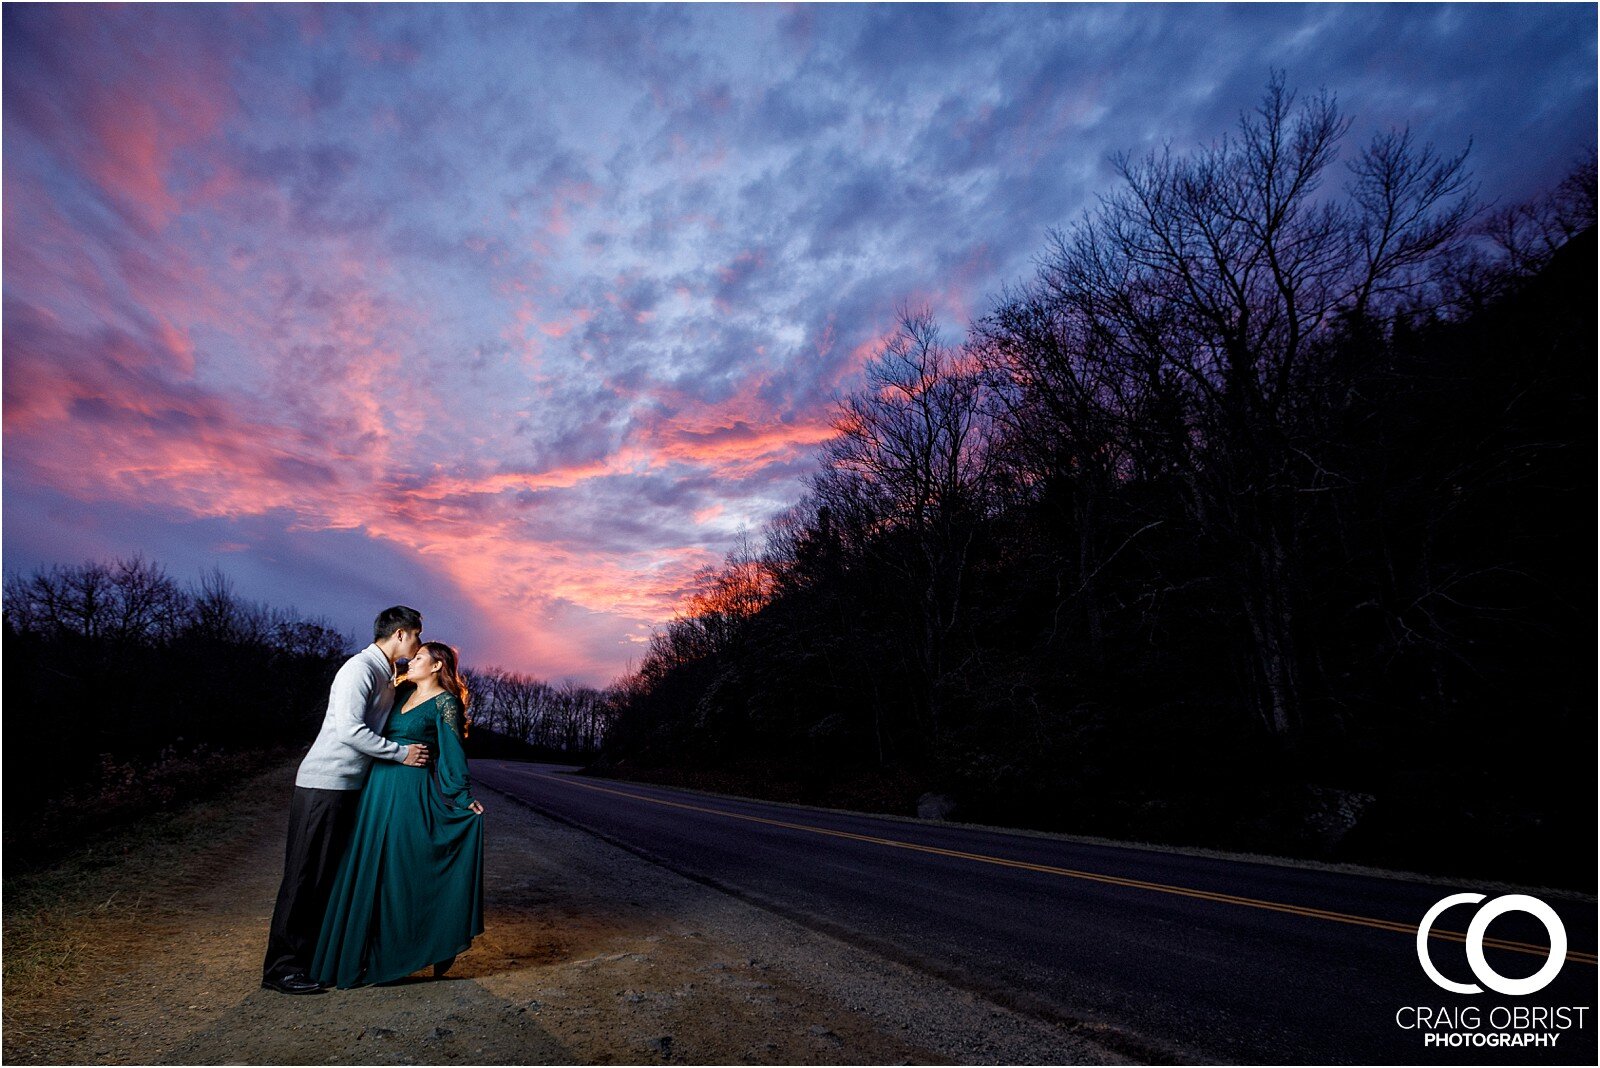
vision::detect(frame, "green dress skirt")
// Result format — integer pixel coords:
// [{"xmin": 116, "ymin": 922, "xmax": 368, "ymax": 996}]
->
[{"xmin": 311, "ymin": 690, "xmax": 484, "ymax": 988}]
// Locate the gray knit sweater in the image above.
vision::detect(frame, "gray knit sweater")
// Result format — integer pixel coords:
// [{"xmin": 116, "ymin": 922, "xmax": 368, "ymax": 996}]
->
[{"xmin": 294, "ymin": 644, "xmax": 408, "ymax": 790}]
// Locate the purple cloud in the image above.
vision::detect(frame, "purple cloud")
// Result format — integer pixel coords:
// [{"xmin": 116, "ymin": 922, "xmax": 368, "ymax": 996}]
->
[{"xmin": 4, "ymin": 3, "xmax": 1593, "ymax": 684}]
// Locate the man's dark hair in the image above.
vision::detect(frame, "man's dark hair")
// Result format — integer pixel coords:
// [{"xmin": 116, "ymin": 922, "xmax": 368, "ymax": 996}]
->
[{"xmin": 373, "ymin": 605, "xmax": 423, "ymax": 643}]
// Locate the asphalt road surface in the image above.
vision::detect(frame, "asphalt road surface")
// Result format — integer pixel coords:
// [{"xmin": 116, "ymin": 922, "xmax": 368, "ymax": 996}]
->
[{"xmin": 472, "ymin": 761, "xmax": 1597, "ymax": 1065}]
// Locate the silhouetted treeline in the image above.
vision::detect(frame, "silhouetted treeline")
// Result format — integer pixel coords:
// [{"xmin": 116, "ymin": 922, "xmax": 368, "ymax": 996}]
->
[
  {"xmin": 0, "ymin": 557, "xmax": 613, "ymax": 857},
  {"xmin": 2, "ymin": 557, "xmax": 353, "ymax": 855},
  {"xmin": 599, "ymin": 77, "xmax": 1595, "ymax": 888},
  {"xmin": 461, "ymin": 667, "xmax": 614, "ymax": 758}
]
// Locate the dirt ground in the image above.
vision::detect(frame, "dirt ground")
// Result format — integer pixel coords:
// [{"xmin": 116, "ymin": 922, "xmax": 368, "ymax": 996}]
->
[{"xmin": 3, "ymin": 761, "xmax": 1127, "ymax": 1066}]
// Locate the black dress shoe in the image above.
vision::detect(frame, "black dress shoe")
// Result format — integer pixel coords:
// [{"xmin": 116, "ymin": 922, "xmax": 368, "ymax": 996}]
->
[
  {"xmin": 262, "ymin": 972, "xmax": 326, "ymax": 995},
  {"xmin": 432, "ymin": 955, "xmax": 457, "ymax": 978}
]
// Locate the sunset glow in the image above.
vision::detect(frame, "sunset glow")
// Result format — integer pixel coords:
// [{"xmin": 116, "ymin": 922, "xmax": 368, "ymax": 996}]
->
[{"xmin": 4, "ymin": 4, "xmax": 1592, "ymax": 684}]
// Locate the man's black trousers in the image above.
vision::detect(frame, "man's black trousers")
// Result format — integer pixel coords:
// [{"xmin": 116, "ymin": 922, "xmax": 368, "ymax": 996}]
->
[{"xmin": 262, "ymin": 785, "xmax": 359, "ymax": 982}]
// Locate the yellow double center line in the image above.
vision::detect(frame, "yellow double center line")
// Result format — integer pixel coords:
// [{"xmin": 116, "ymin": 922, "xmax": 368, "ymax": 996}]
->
[{"xmin": 524, "ymin": 770, "xmax": 1597, "ymax": 967}]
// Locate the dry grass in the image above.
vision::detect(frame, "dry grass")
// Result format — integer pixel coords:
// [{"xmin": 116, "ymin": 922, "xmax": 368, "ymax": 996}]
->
[
  {"xmin": 2, "ymin": 756, "xmax": 298, "ymax": 1007},
  {"xmin": 9, "ymin": 744, "xmax": 294, "ymax": 861}
]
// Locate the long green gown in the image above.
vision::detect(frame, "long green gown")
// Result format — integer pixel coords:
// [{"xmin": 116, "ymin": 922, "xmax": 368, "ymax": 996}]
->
[{"xmin": 311, "ymin": 689, "xmax": 484, "ymax": 988}]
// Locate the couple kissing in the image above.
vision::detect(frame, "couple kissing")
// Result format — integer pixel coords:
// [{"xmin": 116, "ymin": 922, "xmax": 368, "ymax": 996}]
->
[{"xmin": 261, "ymin": 605, "xmax": 486, "ymax": 994}]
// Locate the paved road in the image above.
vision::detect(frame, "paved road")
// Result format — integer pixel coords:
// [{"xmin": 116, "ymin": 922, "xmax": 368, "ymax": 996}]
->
[{"xmin": 472, "ymin": 761, "xmax": 1597, "ymax": 1065}]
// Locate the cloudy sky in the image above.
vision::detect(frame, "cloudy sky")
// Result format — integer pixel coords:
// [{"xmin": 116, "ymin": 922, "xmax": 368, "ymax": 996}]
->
[{"xmin": 3, "ymin": 3, "xmax": 1593, "ymax": 684}]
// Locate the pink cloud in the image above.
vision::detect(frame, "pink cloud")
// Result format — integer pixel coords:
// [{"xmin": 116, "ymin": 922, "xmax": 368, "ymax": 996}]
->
[
  {"xmin": 539, "ymin": 181, "xmax": 602, "ymax": 241},
  {"xmin": 69, "ymin": 36, "xmax": 239, "ymax": 234},
  {"xmin": 7, "ymin": 274, "xmax": 759, "ymax": 681},
  {"xmin": 538, "ymin": 308, "xmax": 594, "ymax": 338},
  {"xmin": 5, "ymin": 332, "xmax": 681, "ymax": 680},
  {"xmin": 715, "ymin": 248, "xmax": 767, "ymax": 285}
]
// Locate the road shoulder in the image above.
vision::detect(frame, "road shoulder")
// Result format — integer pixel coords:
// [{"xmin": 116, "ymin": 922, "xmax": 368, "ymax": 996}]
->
[{"xmin": 4, "ymin": 759, "xmax": 1127, "ymax": 1065}]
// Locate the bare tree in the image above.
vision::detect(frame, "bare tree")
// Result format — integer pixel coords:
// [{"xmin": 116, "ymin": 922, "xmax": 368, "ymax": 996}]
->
[
  {"xmin": 190, "ymin": 567, "xmax": 243, "ymax": 642},
  {"xmin": 817, "ymin": 306, "xmax": 994, "ymax": 741},
  {"xmin": 106, "ymin": 556, "xmax": 187, "ymax": 645},
  {"xmin": 4, "ymin": 556, "xmax": 188, "ymax": 646},
  {"xmin": 671, "ymin": 535, "xmax": 775, "ymax": 658},
  {"xmin": 271, "ymin": 609, "xmax": 352, "ymax": 661},
  {"xmin": 1437, "ymin": 154, "xmax": 1598, "ymax": 310},
  {"xmin": 1015, "ymin": 72, "xmax": 1475, "ymax": 738},
  {"xmin": 1483, "ymin": 153, "xmax": 1596, "ymax": 275},
  {"xmin": 974, "ymin": 283, "xmax": 1149, "ymax": 660}
]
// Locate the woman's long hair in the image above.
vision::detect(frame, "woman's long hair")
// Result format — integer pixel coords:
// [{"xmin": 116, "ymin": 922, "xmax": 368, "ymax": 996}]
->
[{"xmin": 423, "ymin": 641, "xmax": 471, "ymax": 736}]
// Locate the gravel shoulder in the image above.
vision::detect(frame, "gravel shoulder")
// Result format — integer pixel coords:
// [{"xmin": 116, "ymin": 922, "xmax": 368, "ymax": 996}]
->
[{"xmin": 3, "ymin": 759, "xmax": 1129, "ymax": 1066}]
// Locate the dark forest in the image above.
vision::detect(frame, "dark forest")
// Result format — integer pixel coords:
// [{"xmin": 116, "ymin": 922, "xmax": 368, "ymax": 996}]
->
[
  {"xmin": 1, "ymin": 562, "xmax": 608, "ymax": 862},
  {"xmin": 595, "ymin": 79, "xmax": 1596, "ymax": 889}
]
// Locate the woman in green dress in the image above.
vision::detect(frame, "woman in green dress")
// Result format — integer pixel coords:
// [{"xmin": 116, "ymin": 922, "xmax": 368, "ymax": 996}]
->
[{"xmin": 311, "ymin": 641, "xmax": 485, "ymax": 988}]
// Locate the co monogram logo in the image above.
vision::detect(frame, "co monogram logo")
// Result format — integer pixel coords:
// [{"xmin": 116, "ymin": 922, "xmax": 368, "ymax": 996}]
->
[{"xmin": 1417, "ymin": 893, "xmax": 1568, "ymax": 996}]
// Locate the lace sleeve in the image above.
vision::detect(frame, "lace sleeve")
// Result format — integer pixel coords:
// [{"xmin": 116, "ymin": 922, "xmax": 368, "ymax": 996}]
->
[
  {"xmin": 432, "ymin": 692, "xmax": 477, "ymax": 810},
  {"xmin": 438, "ymin": 693, "xmax": 466, "ymax": 740}
]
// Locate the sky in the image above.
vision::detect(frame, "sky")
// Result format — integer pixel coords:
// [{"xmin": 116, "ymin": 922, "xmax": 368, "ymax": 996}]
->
[{"xmin": 3, "ymin": 3, "xmax": 1594, "ymax": 685}]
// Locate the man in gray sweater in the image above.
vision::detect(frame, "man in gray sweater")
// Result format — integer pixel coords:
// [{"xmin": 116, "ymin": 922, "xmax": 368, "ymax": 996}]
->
[{"xmin": 261, "ymin": 606, "xmax": 431, "ymax": 994}]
